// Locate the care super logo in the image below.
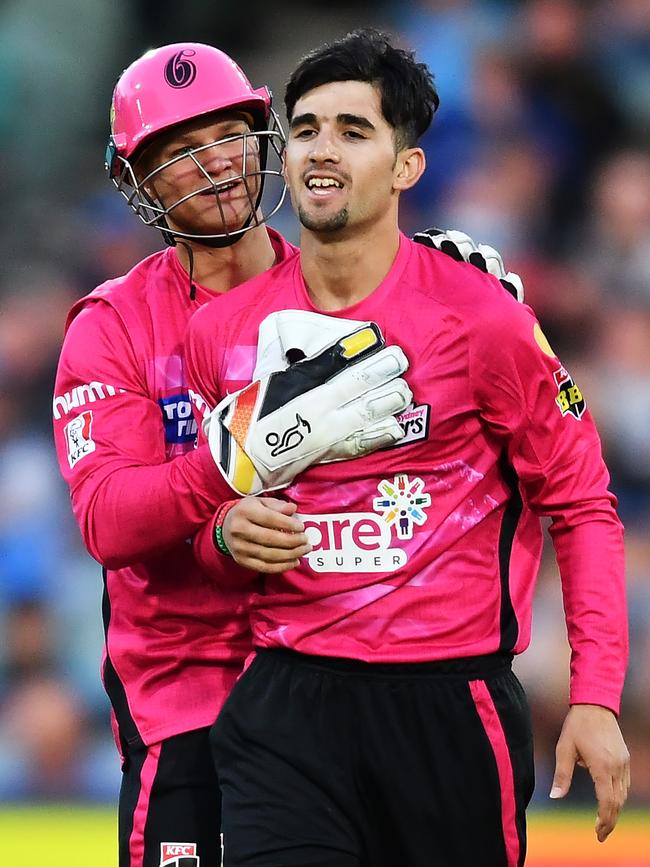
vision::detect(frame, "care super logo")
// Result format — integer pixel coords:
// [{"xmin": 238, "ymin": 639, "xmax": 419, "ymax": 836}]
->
[
  {"xmin": 302, "ymin": 474, "xmax": 430, "ymax": 573},
  {"xmin": 160, "ymin": 842, "xmax": 199, "ymax": 867}
]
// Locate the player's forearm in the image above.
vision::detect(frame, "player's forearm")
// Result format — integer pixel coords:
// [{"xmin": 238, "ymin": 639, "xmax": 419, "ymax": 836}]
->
[
  {"xmin": 550, "ymin": 515, "xmax": 628, "ymax": 714},
  {"xmin": 74, "ymin": 446, "xmax": 232, "ymax": 567}
]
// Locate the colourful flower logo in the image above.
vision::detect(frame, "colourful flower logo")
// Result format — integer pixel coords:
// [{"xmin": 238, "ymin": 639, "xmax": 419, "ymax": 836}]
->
[{"xmin": 373, "ymin": 474, "xmax": 431, "ymax": 540}]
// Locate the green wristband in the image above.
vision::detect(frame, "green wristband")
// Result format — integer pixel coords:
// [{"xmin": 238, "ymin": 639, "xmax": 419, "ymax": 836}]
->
[{"xmin": 214, "ymin": 523, "xmax": 232, "ymax": 557}]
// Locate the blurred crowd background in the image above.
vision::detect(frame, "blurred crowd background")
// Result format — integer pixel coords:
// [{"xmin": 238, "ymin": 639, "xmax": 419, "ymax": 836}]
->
[{"xmin": 1, "ymin": 0, "xmax": 649, "ymax": 810}]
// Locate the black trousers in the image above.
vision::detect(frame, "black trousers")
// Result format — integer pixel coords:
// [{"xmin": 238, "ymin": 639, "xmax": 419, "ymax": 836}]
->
[
  {"xmin": 211, "ymin": 649, "xmax": 534, "ymax": 867},
  {"xmin": 119, "ymin": 726, "xmax": 222, "ymax": 867}
]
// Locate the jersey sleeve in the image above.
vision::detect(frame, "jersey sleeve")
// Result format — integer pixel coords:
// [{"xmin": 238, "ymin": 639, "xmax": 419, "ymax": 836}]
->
[
  {"xmin": 53, "ymin": 300, "xmax": 232, "ymax": 568},
  {"xmin": 470, "ymin": 300, "xmax": 627, "ymax": 714}
]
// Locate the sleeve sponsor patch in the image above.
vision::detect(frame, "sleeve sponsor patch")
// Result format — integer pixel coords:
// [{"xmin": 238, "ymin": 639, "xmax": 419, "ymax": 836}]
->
[
  {"xmin": 531, "ymin": 323, "xmax": 585, "ymax": 420},
  {"xmin": 554, "ymin": 365, "xmax": 586, "ymax": 420},
  {"xmin": 53, "ymin": 380, "xmax": 126, "ymax": 419},
  {"xmin": 64, "ymin": 410, "xmax": 96, "ymax": 467},
  {"xmin": 158, "ymin": 393, "xmax": 199, "ymax": 443}
]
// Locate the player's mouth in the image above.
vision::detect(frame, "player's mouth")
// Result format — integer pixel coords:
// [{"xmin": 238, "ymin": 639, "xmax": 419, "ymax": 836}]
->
[
  {"xmin": 199, "ymin": 178, "xmax": 245, "ymax": 200},
  {"xmin": 304, "ymin": 173, "xmax": 345, "ymax": 198}
]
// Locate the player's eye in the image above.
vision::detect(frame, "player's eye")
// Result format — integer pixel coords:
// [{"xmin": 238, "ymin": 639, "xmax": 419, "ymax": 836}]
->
[
  {"xmin": 293, "ymin": 128, "xmax": 316, "ymax": 139},
  {"xmin": 170, "ymin": 146, "xmax": 193, "ymax": 159},
  {"xmin": 216, "ymin": 125, "xmax": 245, "ymax": 140}
]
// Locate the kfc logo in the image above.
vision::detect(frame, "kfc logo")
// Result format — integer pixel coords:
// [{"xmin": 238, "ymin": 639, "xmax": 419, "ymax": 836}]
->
[
  {"xmin": 160, "ymin": 842, "xmax": 199, "ymax": 867},
  {"xmin": 64, "ymin": 410, "xmax": 95, "ymax": 468}
]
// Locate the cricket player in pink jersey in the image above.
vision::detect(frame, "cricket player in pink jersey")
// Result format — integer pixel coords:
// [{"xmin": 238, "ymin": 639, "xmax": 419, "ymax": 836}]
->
[
  {"xmin": 52, "ymin": 42, "xmax": 424, "ymax": 867},
  {"xmin": 186, "ymin": 29, "xmax": 630, "ymax": 867},
  {"xmin": 52, "ymin": 40, "xmax": 505, "ymax": 867}
]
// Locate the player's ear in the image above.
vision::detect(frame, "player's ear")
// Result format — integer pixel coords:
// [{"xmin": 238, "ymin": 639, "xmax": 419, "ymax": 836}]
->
[{"xmin": 393, "ymin": 147, "xmax": 425, "ymax": 192}]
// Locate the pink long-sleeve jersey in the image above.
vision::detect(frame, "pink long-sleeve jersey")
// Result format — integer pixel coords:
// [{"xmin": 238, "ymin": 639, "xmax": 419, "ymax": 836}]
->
[
  {"xmin": 52, "ymin": 230, "xmax": 297, "ymax": 747},
  {"xmin": 186, "ymin": 233, "xmax": 628, "ymax": 714}
]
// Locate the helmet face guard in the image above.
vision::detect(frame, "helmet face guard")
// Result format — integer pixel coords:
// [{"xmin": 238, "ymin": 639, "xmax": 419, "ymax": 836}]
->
[
  {"xmin": 106, "ymin": 112, "xmax": 286, "ymax": 244},
  {"xmin": 106, "ymin": 43, "xmax": 287, "ymax": 245}
]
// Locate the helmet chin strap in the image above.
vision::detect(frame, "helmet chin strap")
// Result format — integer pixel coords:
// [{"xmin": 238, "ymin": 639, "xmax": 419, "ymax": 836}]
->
[{"xmin": 175, "ymin": 240, "xmax": 198, "ymax": 301}]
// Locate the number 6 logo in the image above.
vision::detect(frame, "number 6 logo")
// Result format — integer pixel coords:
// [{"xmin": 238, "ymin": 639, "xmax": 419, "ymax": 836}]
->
[{"xmin": 164, "ymin": 50, "xmax": 197, "ymax": 88}]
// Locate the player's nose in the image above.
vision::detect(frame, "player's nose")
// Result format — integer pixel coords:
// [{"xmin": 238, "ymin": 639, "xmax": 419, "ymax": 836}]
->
[
  {"xmin": 309, "ymin": 131, "xmax": 340, "ymax": 164},
  {"xmin": 199, "ymin": 148, "xmax": 234, "ymax": 176}
]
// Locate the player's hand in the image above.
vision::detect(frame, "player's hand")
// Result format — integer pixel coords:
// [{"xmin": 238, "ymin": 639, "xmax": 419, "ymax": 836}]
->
[
  {"xmin": 205, "ymin": 322, "xmax": 412, "ymax": 496},
  {"xmin": 413, "ymin": 227, "xmax": 524, "ymax": 302},
  {"xmin": 223, "ymin": 497, "xmax": 311, "ymax": 573},
  {"xmin": 550, "ymin": 704, "xmax": 630, "ymax": 842}
]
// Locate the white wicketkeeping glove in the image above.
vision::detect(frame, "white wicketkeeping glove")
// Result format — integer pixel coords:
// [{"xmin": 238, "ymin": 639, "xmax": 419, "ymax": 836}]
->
[
  {"xmin": 204, "ymin": 322, "xmax": 412, "ymax": 496},
  {"xmin": 413, "ymin": 227, "xmax": 524, "ymax": 303}
]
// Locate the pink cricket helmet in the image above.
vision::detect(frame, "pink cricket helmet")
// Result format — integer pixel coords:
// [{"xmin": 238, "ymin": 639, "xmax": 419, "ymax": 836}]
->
[
  {"xmin": 105, "ymin": 42, "xmax": 286, "ymax": 245},
  {"xmin": 108, "ymin": 43, "xmax": 271, "ymax": 170}
]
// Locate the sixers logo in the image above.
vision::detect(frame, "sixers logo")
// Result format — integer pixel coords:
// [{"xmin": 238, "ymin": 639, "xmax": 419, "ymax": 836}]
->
[
  {"xmin": 164, "ymin": 50, "xmax": 197, "ymax": 88},
  {"xmin": 160, "ymin": 842, "xmax": 199, "ymax": 866},
  {"xmin": 395, "ymin": 403, "xmax": 429, "ymax": 447}
]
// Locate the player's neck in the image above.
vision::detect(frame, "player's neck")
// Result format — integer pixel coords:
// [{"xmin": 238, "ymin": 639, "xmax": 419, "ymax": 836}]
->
[
  {"xmin": 174, "ymin": 225, "xmax": 277, "ymax": 294},
  {"xmin": 299, "ymin": 214, "xmax": 400, "ymax": 311}
]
